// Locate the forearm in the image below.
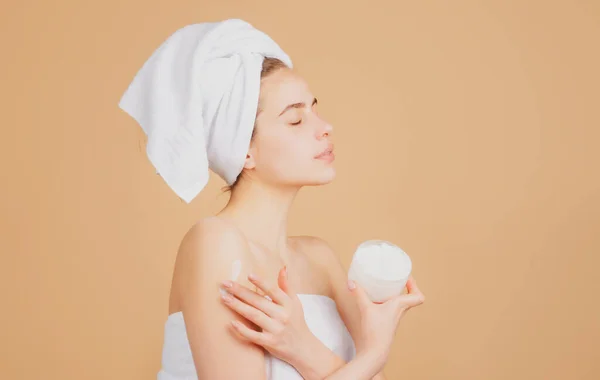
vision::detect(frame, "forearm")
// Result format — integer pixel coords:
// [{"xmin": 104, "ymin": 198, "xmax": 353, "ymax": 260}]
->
[
  {"xmin": 289, "ymin": 335, "xmax": 346, "ymax": 380},
  {"xmin": 290, "ymin": 336, "xmax": 385, "ymax": 380},
  {"xmin": 323, "ymin": 350, "xmax": 385, "ymax": 380}
]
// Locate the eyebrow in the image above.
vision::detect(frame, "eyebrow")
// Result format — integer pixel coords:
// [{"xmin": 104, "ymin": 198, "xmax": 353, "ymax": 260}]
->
[{"xmin": 278, "ymin": 97, "xmax": 318, "ymax": 116}]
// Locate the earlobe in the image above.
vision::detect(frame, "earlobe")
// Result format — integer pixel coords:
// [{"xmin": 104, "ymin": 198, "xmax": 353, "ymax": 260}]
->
[{"xmin": 243, "ymin": 153, "xmax": 256, "ymax": 170}]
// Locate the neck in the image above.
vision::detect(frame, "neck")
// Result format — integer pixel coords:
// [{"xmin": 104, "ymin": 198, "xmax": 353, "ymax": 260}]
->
[{"xmin": 218, "ymin": 178, "xmax": 299, "ymax": 253}]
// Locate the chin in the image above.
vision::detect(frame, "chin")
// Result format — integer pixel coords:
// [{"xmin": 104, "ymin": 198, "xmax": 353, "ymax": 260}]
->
[
  {"xmin": 285, "ymin": 166, "xmax": 336, "ymax": 187},
  {"xmin": 309, "ymin": 167, "xmax": 337, "ymax": 186}
]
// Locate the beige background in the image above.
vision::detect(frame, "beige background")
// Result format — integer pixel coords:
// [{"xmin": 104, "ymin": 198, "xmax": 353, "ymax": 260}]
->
[{"xmin": 1, "ymin": 0, "xmax": 599, "ymax": 379}]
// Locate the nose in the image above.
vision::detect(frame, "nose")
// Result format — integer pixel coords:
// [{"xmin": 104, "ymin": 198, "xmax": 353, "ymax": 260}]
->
[{"xmin": 318, "ymin": 120, "xmax": 333, "ymax": 140}]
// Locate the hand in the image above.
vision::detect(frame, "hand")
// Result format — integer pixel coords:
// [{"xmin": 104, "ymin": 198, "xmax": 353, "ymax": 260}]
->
[
  {"xmin": 220, "ymin": 266, "xmax": 315, "ymax": 366},
  {"xmin": 349, "ymin": 276, "xmax": 425, "ymax": 361}
]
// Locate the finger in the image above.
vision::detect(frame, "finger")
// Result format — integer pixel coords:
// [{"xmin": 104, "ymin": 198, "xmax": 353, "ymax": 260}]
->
[
  {"xmin": 277, "ymin": 266, "xmax": 292, "ymax": 295},
  {"xmin": 348, "ymin": 280, "xmax": 371, "ymax": 310},
  {"xmin": 393, "ymin": 292, "xmax": 425, "ymax": 309},
  {"xmin": 221, "ymin": 291, "xmax": 277, "ymax": 330},
  {"xmin": 404, "ymin": 276, "xmax": 425, "ymax": 306},
  {"xmin": 230, "ymin": 320, "xmax": 269, "ymax": 347},
  {"xmin": 248, "ymin": 273, "xmax": 290, "ymax": 306},
  {"xmin": 391, "ymin": 279, "xmax": 425, "ymax": 310},
  {"xmin": 222, "ymin": 280, "xmax": 282, "ymax": 318},
  {"xmin": 405, "ymin": 276, "xmax": 421, "ymax": 294}
]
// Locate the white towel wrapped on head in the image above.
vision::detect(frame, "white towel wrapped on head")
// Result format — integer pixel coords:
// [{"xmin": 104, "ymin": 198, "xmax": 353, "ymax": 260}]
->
[{"xmin": 118, "ymin": 19, "xmax": 293, "ymax": 203}]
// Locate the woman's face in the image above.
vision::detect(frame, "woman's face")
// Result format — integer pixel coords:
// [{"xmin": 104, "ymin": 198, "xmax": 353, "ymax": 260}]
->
[{"xmin": 244, "ymin": 67, "xmax": 335, "ymax": 187}]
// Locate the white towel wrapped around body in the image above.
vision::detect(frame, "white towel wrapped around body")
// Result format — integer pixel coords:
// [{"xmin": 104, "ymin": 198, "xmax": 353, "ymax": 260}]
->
[{"xmin": 118, "ymin": 19, "xmax": 293, "ymax": 203}]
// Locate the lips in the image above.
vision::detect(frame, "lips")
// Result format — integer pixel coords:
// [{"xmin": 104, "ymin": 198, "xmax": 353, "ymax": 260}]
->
[{"xmin": 315, "ymin": 144, "xmax": 334, "ymax": 158}]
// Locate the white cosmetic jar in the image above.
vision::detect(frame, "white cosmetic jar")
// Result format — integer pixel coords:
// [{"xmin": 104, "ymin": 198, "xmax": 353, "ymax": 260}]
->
[{"xmin": 348, "ymin": 240, "xmax": 412, "ymax": 303}]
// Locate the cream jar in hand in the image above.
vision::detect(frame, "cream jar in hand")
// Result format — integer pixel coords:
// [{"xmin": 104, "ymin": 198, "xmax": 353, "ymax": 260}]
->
[{"xmin": 348, "ymin": 240, "xmax": 412, "ymax": 303}]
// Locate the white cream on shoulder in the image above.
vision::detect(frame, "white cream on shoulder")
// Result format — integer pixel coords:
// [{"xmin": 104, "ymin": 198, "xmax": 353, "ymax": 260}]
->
[{"xmin": 219, "ymin": 259, "xmax": 242, "ymax": 296}]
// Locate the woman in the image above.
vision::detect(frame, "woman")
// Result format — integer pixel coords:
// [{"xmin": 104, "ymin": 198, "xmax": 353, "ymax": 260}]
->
[{"xmin": 119, "ymin": 19, "xmax": 424, "ymax": 380}]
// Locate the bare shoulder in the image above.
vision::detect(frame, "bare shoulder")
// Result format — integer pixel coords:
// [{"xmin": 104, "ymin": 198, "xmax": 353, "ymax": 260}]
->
[
  {"xmin": 290, "ymin": 235, "xmax": 333, "ymax": 250},
  {"xmin": 289, "ymin": 235, "xmax": 342, "ymax": 268},
  {"xmin": 291, "ymin": 235, "xmax": 333, "ymax": 249},
  {"xmin": 170, "ymin": 216, "xmax": 254, "ymax": 313},
  {"xmin": 179, "ymin": 216, "xmax": 250, "ymax": 261}
]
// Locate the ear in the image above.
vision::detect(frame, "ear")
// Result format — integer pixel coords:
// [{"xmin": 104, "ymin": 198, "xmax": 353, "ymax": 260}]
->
[{"xmin": 243, "ymin": 152, "xmax": 256, "ymax": 170}]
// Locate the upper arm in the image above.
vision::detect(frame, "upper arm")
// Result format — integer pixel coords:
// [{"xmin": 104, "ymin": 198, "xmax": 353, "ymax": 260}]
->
[
  {"xmin": 307, "ymin": 237, "xmax": 387, "ymax": 378},
  {"xmin": 177, "ymin": 218, "xmax": 266, "ymax": 379}
]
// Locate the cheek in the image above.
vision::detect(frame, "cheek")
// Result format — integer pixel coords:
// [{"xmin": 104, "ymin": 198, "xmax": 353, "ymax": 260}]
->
[{"xmin": 257, "ymin": 136, "xmax": 314, "ymax": 174}]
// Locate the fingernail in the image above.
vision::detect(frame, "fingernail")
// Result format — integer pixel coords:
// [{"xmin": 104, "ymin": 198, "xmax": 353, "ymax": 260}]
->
[
  {"xmin": 248, "ymin": 273, "xmax": 257, "ymax": 281},
  {"xmin": 231, "ymin": 320, "xmax": 241, "ymax": 328},
  {"xmin": 221, "ymin": 292, "xmax": 233, "ymax": 303},
  {"xmin": 221, "ymin": 280, "xmax": 232, "ymax": 288},
  {"xmin": 347, "ymin": 280, "xmax": 356, "ymax": 290}
]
